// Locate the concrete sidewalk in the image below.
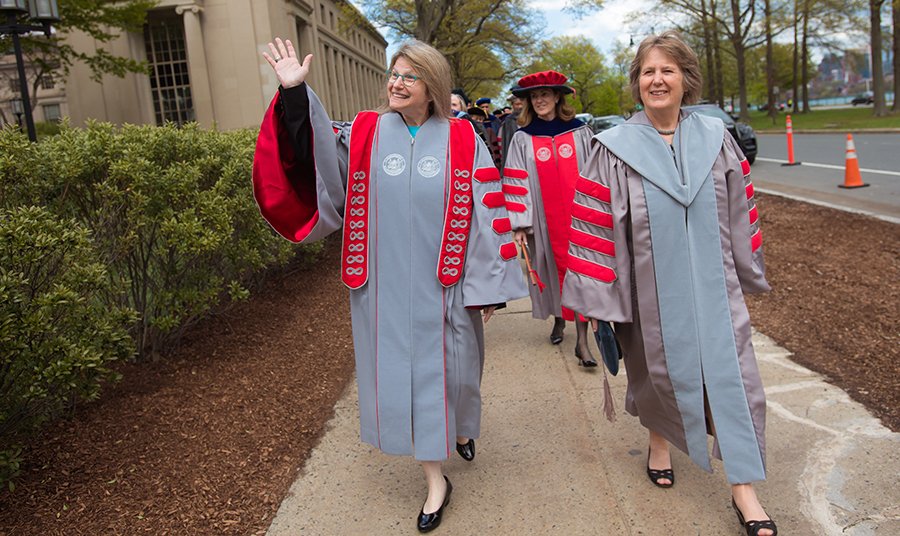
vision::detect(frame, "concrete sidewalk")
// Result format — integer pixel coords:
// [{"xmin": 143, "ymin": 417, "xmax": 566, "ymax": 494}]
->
[{"xmin": 267, "ymin": 298, "xmax": 900, "ymax": 535}]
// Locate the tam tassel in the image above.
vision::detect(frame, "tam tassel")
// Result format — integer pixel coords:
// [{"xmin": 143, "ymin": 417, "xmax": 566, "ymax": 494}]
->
[{"xmin": 602, "ymin": 367, "xmax": 617, "ymax": 422}]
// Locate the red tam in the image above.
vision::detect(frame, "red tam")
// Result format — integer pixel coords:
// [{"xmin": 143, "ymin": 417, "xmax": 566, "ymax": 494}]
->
[{"xmin": 513, "ymin": 70, "xmax": 575, "ymax": 97}]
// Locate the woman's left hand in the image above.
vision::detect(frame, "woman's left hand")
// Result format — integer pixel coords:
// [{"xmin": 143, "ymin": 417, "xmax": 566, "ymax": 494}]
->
[{"xmin": 482, "ymin": 305, "xmax": 497, "ymax": 324}]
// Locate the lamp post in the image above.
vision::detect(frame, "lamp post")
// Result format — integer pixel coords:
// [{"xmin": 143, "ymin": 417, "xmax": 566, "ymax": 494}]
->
[
  {"xmin": 0, "ymin": 0, "xmax": 59, "ymax": 142},
  {"xmin": 10, "ymin": 96, "xmax": 23, "ymax": 130}
]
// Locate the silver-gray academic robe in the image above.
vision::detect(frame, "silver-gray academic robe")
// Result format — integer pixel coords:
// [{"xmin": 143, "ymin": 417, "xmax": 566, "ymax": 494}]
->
[
  {"xmin": 253, "ymin": 87, "xmax": 527, "ymax": 461},
  {"xmin": 503, "ymin": 124, "xmax": 594, "ymax": 321},
  {"xmin": 561, "ymin": 111, "xmax": 771, "ymax": 484}
]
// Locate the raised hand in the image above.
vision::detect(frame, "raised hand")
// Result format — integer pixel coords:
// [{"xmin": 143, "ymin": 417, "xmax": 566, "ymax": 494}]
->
[{"xmin": 262, "ymin": 37, "xmax": 312, "ymax": 89}]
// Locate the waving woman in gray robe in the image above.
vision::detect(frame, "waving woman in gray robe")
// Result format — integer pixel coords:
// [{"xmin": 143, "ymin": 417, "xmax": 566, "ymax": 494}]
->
[
  {"xmin": 561, "ymin": 32, "xmax": 777, "ymax": 536},
  {"xmin": 253, "ymin": 38, "xmax": 527, "ymax": 533}
]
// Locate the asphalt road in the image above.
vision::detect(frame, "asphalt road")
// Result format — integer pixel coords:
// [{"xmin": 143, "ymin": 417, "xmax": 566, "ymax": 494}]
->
[{"xmin": 753, "ymin": 133, "xmax": 900, "ymax": 221}]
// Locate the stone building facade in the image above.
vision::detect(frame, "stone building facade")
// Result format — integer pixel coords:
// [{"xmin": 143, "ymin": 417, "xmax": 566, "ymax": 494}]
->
[{"xmin": 58, "ymin": 0, "xmax": 386, "ymax": 129}]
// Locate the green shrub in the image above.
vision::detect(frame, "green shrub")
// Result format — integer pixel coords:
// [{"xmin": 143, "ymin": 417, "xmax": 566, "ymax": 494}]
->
[
  {"xmin": 35, "ymin": 120, "xmax": 63, "ymax": 139},
  {"xmin": 0, "ymin": 122, "xmax": 305, "ymax": 358},
  {"xmin": 0, "ymin": 206, "xmax": 136, "ymax": 489}
]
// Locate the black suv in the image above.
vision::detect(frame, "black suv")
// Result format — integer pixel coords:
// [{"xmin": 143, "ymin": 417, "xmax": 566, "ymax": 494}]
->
[
  {"xmin": 682, "ymin": 104, "xmax": 758, "ymax": 165},
  {"xmin": 851, "ymin": 94, "xmax": 874, "ymax": 106}
]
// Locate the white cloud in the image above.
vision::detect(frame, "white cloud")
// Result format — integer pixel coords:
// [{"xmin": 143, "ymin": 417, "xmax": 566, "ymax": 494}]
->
[{"xmin": 536, "ymin": 0, "xmax": 652, "ymax": 54}]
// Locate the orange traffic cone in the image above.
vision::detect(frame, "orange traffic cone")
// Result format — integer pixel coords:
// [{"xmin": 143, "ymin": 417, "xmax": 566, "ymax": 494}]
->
[
  {"xmin": 781, "ymin": 115, "xmax": 801, "ymax": 166},
  {"xmin": 839, "ymin": 134, "xmax": 869, "ymax": 189}
]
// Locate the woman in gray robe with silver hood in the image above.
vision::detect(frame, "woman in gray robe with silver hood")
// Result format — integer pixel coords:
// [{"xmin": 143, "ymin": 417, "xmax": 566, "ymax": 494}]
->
[
  {"xmin": 562, "ymin": 32, "xmax": 777, "ymax": 536},
  {"xmin": 253, "ymin": 38, "xmax": 527, "ymax": 532}
]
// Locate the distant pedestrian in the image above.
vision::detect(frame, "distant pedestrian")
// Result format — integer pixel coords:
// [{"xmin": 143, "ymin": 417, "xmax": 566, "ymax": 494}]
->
[
  {"xmin": 254, "ymin": 37, "xmax": 527, "ymax": 533},
  {"xmin": 499, "ymin": 85, "xmax": 524, "ymax": 170},
  {"xmin": 502, "ymin": 71, "xmax": 597, "ymax": 366},
  {"xmin": 561, "ymin": 31, "xmax": 777, "ymax": 536},
  {"xmin": 477, "ymin": 97, "xmax": 502, "ymax": 167}
]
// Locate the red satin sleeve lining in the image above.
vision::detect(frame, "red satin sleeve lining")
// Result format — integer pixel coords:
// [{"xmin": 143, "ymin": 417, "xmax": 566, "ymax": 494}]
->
[{"xmin": 252, "ymin": 95, "xmax": 319, "ymax": 243}]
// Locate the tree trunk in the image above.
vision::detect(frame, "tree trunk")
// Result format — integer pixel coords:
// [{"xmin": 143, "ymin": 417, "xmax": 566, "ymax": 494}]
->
[
  {"xmin": 765, "ymin": 0, "xmax": 776, "ymax": 123},
  {"xmin": 871, "ymin": 0, "xmax": 887, "ymax": 116},
  {"xmin": 730, "ymin": 0, "xmax": 751, "ymax": 121},
  {"xmin": 893, "ymin": 0, "xmax": 899, "ymax": 111},
  {"xmin": 713, "ymin": 0, "xmax": 725, "ymax": 107},
  {"xmin": 414, "ymin": 1, "xmax": 450, "ymax": 44},
  {"xmin": 792, "ymin": 0, "xmax": 800, "ymax": 113},
  {"xmin": 801, "ymin": 0, "xmax": 810, "ymax": 112},
  {"xmin": 701, "ymin": 0, "xmax": 717, "ymax": 102}
]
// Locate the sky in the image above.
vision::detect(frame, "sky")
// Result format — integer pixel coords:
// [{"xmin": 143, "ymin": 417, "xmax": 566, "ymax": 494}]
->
[{"xmin": 527, "ymin": 0, "xmax": 653, "ymax": 55}]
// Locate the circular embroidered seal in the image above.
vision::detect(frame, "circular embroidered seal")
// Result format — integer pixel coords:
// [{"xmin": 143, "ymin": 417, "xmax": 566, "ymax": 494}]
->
[
  {"xmin": 536, "ymin": 147, "xmax": 552, "ymax": 162},
  {"xmin": 417, "ymin": 156, "xmax": 441, "ymax": 178},
  {"xmin": 382, "ymin": 153, "xmax": 406, "ymax": 176},
  {"xmin": 559, "ymin": 143, "xmax": 574, "ymax": 158}
]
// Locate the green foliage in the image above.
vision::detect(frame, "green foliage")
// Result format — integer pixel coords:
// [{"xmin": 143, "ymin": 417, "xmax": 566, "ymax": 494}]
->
[
  {"xmin": 0, "ymin": 122, "xmax": 301, "ymax": 359},
  {"xmin": 746, "ymin": 107, "xmax": 900, "ymax": 131},
  {"xmin": 357, "ymin": 1, "xmax": 607, "ymax": 99},
  {"xmin": 0, "ymin": 206, "xmax": 136, "ymax": 488},
  {"xmin": 527, "ymin": 36, "xmax": 632, "ymax": 116},
  {"xmin": 35, "ymin": 121, "xmax": 63, "ymax": 139}
]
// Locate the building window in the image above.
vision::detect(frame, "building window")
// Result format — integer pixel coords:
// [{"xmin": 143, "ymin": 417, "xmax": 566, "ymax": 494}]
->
[
  {"xmin": 40, "ymin": 74, "xmax": 54, "ymax": 89},
  {"xmin": 42, "ymin": 103, "xmax": 61, "ymax": 122},
  {"xmin": 9, "ymin": 78, "xmax": 19, "ymax": 92},
  {"xmin": 144, "ymin": 12, "xmax": 194, "ymax": 125}
]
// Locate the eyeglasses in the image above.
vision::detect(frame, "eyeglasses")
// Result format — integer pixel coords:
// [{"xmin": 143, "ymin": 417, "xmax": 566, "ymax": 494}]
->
[{"xmin": 385, "ymin": 70, "xmax": 420, "ymax": 87}]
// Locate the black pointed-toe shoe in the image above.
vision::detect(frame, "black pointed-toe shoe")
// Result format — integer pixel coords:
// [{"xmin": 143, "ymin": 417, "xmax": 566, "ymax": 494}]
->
[
  {"xmin": 456, "ymin": 439, "xmax": 475, "ymax": 461},
  {"xmin": 417, "ymin": 476, "xmax": 452, "ymax": 533}
]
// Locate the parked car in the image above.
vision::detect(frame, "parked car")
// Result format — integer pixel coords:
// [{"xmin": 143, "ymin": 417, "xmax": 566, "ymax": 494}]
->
[
  {"xmin": 589, "ymin": 114, "xmax": 626, "ymax": 134},
  {"xmin": 575, "ymin": 113, "xmax": 594, "ymax": 125},
  {"xmin": 851, "ymin": 94, "xmax": 874, "ymax": 106},
  {"xmin": 757, "ymin": 102, "xmax": 786, "ymax": 112},
  {"xmin": 682, "ymin": 104, "xmax": 758, "ymax": 165}
]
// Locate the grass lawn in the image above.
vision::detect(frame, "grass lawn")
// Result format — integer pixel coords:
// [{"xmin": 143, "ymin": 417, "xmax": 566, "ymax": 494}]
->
[{"xmin": 747, "ymin": 106, "xmax": 900, "ymax": 131}]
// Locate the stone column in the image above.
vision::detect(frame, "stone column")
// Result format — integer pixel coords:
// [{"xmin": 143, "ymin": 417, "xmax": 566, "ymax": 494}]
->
[{"xmin": 176, "ymin": 4, "xmax": 215, "ymax": 127}]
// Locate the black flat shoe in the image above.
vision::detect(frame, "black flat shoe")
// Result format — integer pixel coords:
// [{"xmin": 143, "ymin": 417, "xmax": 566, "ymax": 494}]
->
[
  {"xmin": 456, "ymin": 439, "xmax": 475, "ymax": 461},
  {"xmin": 550, "ymin": 318, "xmax": 565, "ymax": 345},
  {"xmin": 732, "ymin": 498, "xmax": 778, "ymax": 536},
  {"xmin": 417, "ymin": 476, "xmax": 452, "ymax": 533},
  {"xmin": 646, "ymin": 451, "xmax": 674, "ymax": 488}
]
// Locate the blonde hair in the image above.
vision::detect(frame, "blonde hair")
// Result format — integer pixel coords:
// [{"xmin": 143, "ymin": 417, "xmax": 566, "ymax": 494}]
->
[
  {"xmin": 517, "ymin": 90, "xmax": 576, "ymax": 127},
  {"xmin": 379, "ymin": 40, "xmax": 452, "ymax": 120},
  {"xmin": 629, "ymin": 30, "xmax": 702, "ymax": 106}
]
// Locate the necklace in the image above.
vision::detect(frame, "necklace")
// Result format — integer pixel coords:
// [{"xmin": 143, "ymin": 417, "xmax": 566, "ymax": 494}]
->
[{"xmin": 655, "ymin": 127, "xmax": 676, "ymax": 135}]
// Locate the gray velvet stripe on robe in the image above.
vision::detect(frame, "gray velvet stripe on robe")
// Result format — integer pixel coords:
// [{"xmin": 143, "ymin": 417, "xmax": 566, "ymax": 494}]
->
[
  {"xmin": 503, "ymin": 125, "xmax": 593, "ymax": 320},
  {"xmin": 268, "ymin": 87, "xmax": 528, "ymax": 461},
  {"xmin": 561, "ymin": 110, "xmax": 771, "ymax": 484}
]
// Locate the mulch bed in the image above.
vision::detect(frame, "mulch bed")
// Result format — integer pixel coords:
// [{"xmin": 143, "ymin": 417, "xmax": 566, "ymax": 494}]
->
[
  {"xmin": 745, "ymin": 194, "xmax": 899, "ymax": 430},
  {"xmin": 0, "ymin": 194, "xmax": 896, "ymax": 535}
]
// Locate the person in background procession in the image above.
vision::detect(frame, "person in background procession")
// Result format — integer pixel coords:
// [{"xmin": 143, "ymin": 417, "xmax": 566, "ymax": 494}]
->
[
  {"xmin": 561, "ymin": 31, "xmax": 777, "ymax": 536},
  {"xmin": 253, "ymin": 37, "xmax": 527, "ymax": 533},
  {"xmin": 476, "ymin": 97, "xmax": 502, "ymax": 167},
  {"xmin": 499, "ymin": 85, "xmax": 524, "ymax": 170},
  {"xmin": 502, "ymin": 71, "xmax": 597, "ymax": 367},
  {"xmin": 452, "ymin": 88, "xmax": 487, "ymax": 143}
]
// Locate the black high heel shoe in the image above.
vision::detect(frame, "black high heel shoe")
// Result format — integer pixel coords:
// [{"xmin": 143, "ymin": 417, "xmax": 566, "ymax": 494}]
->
[
  {"xmin": 455, "ymin": 438, "xmax": 475, "ymax": 461},
  {"xmin": 417, "ymin": 476, "xmax": 452, "ymax": 533},
  {"xmin": 549, "ymin": 317, "xmax": 565, "ymax": 345},
  {"xmin": 732, "ymin": 497, "xmax": 777, "ymax": 536},
  {"xmin": 646, "ymin": 451, "xmax": 674, "ymax": 488},
  {"xmin": 575, "ymin": 347, "xmax": 598, "ymax": 367}
]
